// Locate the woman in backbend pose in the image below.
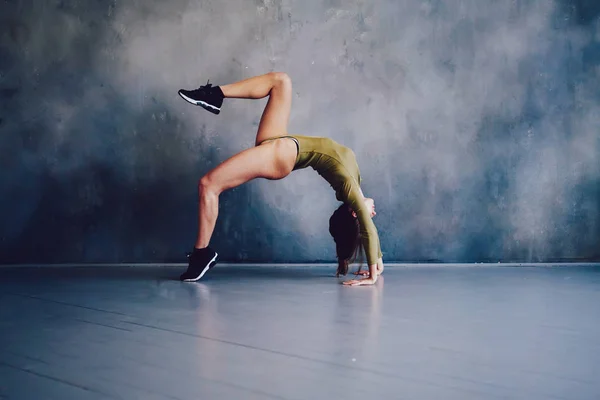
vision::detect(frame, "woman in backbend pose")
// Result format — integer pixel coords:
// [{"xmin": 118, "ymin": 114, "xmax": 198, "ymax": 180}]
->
[{"xmin": 177, "ymin": 72, "xmax": 384, "ymax": 286}]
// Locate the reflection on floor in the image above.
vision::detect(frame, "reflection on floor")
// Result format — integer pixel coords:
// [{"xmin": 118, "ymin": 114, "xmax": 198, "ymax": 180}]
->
[{"xmin": 1, "ymin": 264, "xmax": 599, "ymax": 400}]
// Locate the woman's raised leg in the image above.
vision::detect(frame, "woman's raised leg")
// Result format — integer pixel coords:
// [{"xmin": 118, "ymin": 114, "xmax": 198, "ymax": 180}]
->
[
  {"xmin": 220, "ymin": 72, "xmax": 293, "ymax": 145},
  {"xmin": 179, "ymin": 72, "xmax": 293, "ymax": 145}
]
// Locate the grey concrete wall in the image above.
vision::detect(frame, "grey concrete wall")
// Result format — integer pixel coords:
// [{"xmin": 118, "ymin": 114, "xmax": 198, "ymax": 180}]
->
[{"xmin": 1, "ymin": 0, "xmax": 599, "ymax": 264}]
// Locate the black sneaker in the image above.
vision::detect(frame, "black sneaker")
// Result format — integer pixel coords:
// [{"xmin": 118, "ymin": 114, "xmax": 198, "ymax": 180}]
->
[
  {"xmin": 180, "ymin": 247, "xmax": 219, "ymax": 282},
  {"xmin": 178, "ymin": 81, "xmax": 224, "ymax": 114}
]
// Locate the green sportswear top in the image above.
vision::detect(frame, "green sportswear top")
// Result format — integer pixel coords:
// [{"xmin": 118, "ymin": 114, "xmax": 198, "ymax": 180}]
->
[{"xmin": 262, "ymin": 135, "xmax": 382, "ymax": 266}]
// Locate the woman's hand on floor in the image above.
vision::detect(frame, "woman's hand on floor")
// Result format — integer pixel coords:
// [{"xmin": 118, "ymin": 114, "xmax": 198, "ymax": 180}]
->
[
  {"xmin": 342, "ymin": 277, "xmax": 377, "ymax": 286},
  {"xmin": 344, "ymin": 263, "xmax": 380, "ymax": 286}
]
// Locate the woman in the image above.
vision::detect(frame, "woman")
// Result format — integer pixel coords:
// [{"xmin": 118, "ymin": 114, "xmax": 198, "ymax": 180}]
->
[{"xmin": 177, "ymin": 72, "xmax": 384, "ymax": 286}]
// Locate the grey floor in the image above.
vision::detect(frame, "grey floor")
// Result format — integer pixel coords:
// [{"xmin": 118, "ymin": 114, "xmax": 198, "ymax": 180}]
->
[{"xmin": 0, "ymin": 264, "xmax": 599, "ymax": 400}]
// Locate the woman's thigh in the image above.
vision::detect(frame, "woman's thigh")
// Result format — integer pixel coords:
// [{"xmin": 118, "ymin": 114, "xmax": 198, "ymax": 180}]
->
[{"xmin": 203, "ymin": 141, "xmax": 294, "ymax": 193}]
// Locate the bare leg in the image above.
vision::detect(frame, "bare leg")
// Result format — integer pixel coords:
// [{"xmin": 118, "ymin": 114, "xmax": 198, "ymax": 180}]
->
[
  {"xmin": 220, "ymin": 71, "xmax": 293, "ymax": 145},
  {"xmin": 220, "ymin": 72, "xmax": 290, "ymax": 100},
  {"xmin": 195, "ymin": 142, "xmax": 295, "ymax": 248},
  {"xmin": 194, "ymin": 72, "xmax": 295, "ymax": 249}
]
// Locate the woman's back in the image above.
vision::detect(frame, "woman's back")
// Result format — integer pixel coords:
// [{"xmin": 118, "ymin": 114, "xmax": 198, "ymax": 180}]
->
[{"xmin": 290, "ymin": 135, "xmax": 362, "ymax": 200}]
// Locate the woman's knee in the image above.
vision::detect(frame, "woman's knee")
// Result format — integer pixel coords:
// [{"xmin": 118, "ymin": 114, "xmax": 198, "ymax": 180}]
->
[
  {"xmin": 270, "ymin": 71, "xmax": 292, "ymax": 89},
  {"xmin": 198, "ymin": 175, "xmax": 220, "ymax": 196}
]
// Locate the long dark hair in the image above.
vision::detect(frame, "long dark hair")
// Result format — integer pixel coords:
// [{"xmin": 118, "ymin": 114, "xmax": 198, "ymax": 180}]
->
[{"xmin": 329, "ymin": 204, "xmax": 363, "ymax": 276}]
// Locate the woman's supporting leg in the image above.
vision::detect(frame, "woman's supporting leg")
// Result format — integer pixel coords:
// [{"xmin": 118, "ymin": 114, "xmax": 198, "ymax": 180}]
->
[
  {"xmin": 195, "ymin": 140, "xmax": 296, "ymax": 249},
  {"xmin": 181, "ymin": 141, "xmax": 295, "ymax": 281}
]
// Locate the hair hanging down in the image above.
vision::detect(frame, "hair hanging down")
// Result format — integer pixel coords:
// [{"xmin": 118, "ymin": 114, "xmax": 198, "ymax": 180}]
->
[{"xmin": 329, "ymin": 204, "xmax": 363, "ymax": 276}]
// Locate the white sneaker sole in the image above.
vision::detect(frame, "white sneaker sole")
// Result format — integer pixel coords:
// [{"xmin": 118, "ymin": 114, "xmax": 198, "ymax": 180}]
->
[
  {"xmin": 183, "ymin": 253, "xmax": 218, "ymax": 282},
  {"xmin": 179, "ymin": 92, "xmax": 221, "ymax": 112}
]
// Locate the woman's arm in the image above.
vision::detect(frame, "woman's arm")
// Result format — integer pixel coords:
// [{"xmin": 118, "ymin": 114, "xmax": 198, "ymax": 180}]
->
[
  {"xmin": 345, "ymin": 259, "xmax": 385, "ymax": 285},
  {"xmin": 343, "ymin": 262, "xmax": 379, "ymax": 286},
  {"xmin": 342, "ymin": 186, "xmax": 382, "ymax": 286}
]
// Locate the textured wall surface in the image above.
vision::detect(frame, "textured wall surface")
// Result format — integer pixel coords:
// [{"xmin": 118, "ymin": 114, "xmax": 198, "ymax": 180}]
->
[{"xmin": 1, "ymin": 0, "xmax": 599, "ymax": 264}]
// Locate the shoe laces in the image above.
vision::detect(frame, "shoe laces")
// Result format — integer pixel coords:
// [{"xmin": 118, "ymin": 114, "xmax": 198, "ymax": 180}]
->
[{"xmin": 199, "ymin": 80, "xmax": 212, "ymax": 91}]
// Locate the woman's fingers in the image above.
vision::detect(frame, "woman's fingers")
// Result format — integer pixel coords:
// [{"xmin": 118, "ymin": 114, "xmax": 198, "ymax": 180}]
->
[{"xmin": 342, "ymin": 278, "xmax": 376, "ymax": 286}]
